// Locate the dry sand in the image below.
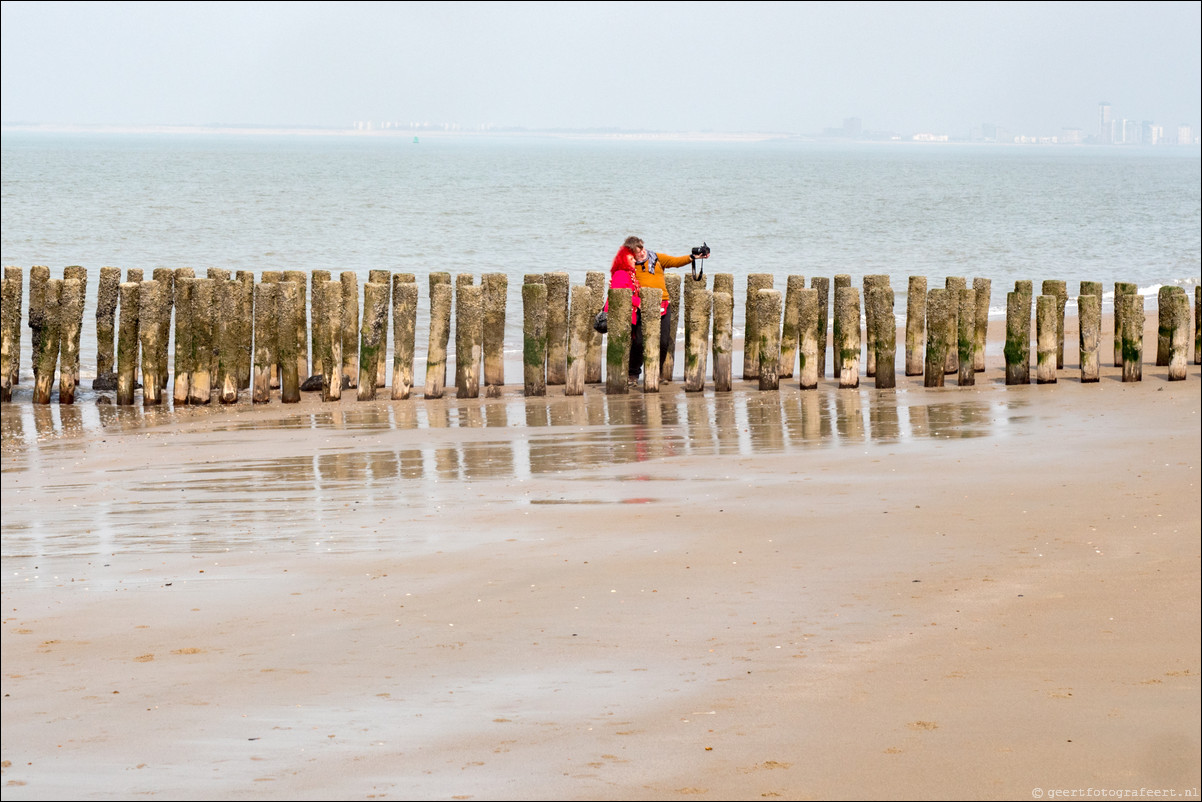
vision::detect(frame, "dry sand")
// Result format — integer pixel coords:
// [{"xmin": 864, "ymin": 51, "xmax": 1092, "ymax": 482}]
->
[{"xmin": 2, "ymin": 315, "xmax": 1200, "ymax": 801}]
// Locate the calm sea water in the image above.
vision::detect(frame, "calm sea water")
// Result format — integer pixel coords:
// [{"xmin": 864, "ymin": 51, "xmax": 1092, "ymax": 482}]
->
[{"xmin": 2, "ymin": 132, "xmax": 1199, "ymax": 381}]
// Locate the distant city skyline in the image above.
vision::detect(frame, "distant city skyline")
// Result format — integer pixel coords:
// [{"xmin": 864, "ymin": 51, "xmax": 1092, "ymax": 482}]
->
[{"xmin": 3, "ymin": 2, "xmax": 1199, "ymax": 138}]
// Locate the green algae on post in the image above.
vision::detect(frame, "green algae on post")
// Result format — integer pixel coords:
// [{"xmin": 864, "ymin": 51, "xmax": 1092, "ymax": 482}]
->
[{"xmin": 905, "ymin": 276, "xmax": 927, "ymax": 377}]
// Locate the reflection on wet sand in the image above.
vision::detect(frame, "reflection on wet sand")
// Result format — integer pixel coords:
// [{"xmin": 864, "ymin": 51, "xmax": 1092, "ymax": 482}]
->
[{"xmin": 2, "ymin": 385, "xmax": 1029, "ymax": 560}]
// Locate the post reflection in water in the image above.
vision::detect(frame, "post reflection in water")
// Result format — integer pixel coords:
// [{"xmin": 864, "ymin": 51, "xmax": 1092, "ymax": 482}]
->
[{"xmin": 1, "ymin": 388, "xmax": 1026, "ymax": 558}]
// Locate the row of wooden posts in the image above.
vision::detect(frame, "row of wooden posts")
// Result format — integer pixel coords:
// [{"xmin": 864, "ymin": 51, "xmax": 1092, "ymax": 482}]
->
[{"xmin": 0, "ymin": 266, "xmax": 1198, "ymax": 406}]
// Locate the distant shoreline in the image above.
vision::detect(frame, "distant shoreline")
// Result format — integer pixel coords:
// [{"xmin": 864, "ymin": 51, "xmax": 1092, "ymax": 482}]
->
[{"xmin": 4, "ymin": 123, "xmax": 1200, "ymax": 150}]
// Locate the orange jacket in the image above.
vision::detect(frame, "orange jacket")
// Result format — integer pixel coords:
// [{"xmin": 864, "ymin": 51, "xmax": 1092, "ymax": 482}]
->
[{"xmin": 634, "ymin": 251, "xmax": 693, "ymax": 315}]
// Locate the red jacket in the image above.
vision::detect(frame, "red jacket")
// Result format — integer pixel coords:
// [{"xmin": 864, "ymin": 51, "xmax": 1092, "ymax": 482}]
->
[{"xmin": 605, "ymin": 246, "xmax": 640, "ymax": 325}]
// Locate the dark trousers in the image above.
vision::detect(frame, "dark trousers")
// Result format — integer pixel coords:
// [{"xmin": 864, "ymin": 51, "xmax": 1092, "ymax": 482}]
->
[{"xmin": 628, "ymin": 307, "xmax": 672, "ymax": 379}]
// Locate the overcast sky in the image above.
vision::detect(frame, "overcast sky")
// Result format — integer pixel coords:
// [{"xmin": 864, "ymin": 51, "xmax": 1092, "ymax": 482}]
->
[{"xmin": 2, "ymin": 1, "xmax": 1199, "ymax": 136}]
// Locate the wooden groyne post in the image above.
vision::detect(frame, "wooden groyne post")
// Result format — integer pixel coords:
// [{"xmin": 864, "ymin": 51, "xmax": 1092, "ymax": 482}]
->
[
  {"xmin": 662, "ymin": 273, "xmax": 682, "ymax": 383},
  {"xmin": 798, "ymin": 288, "xmax": 820, "ymax": 390},
  {"xmin": 1118, "ymin": 292, "xmax": 1144, "ymax": 383},
  {"xmin": 684, "ymin": 287, "xmax": 712, "ymax": 393},
  {"xmin": 137, "ymin": 280, "xmax": 167, "ymax": 405},
  {"xmin": 780, "ymin": 275, "xmax": 805, "ymax": 379},
  {"xmin": 1167, "ymin": 288, "xmax": 1190, "ymax": 382},
  {"xmin": 187, "ymin": 279, "xmax": 214, "ymax": 404},
  {"xmin": 253, "ymin": 280, "xmax": 278, "ymax": 403},
  {"xmin": 424, "ymin": 279, "xmax": 452, "ymax": 399},
  {"xmin": 320, "ymin": 279, "xmax": 343, "ymax": 402},
  {"xmin": 812, "ymin": 276, "xmax": 830, "ymax": 379},
  {"xmin": 712, "ymin": 290, "xmax": 733, "ymax": 392},
  {"xmin": 869, "ymin": 285, "xmax": 896, "ymax": 389},
  {"xmin": 523, "ymin": 281, "xmax": 548, "ymax": 397},
  {"xmin": 1042, "ymin": 280, "xmax": 1067, "ymax": 369},
  {"xmin": 482, "ymin": 273, "xmax": 507, "ymax": 397},
  {"xmin": 277, "ymin": 279, "xmax": 302, "ymax": 403},
  {"xmin": 391, "ymin": 276, "xmax": 418, "ymax": 401},
  {"xmin": 1078, "ymin": 292, "xmax": 1101, "ymax": 383},
  {"xmin": 0, "ymin": 270, "xmax": 19, "ymax": 401},
  {"xmin": 454, "ymin": 282, "xmax": 483, "ymax": 399},
  {"xmin": 358, "ymin": 280, "xmax": 390, "ymax": 400},
  {"xmin": 863, "ymin": 275, "xmax": 889, "ymax": 377},
  {"xmin": 905, "ymin": 275, "xmax": 927, "ymax": 376},
  {"xmin": 956, "ymin": 288, "xmax": 975, "ymax": 387},
  {"xmin": 545, "ymin": 271, "xmax": 570, "ymax": 386},
  {"xmin": 217, "ymin": 280, "xmax": 242, "ymax": 404},
  {"xmin": 115, "ymin": 281, "xmax": 139, "ymax": 406},
  {"xmin": 584, "ymin": 271, "xmax": 606, "ymax": 384},
  {"xmin": 833, "ymin": 285, "xmax": 860, "ymax": 389},
  {"xmin": 944, "ymin": 276, "xmax": 966, "ymax": 374},
  {"xmin": 742, "ymin": 273, "xmax": 773, "ymax": 380},
  {"xmin": 756, "ymin": 288, "xmax": 782, "ymax": 391},
  {"xmin": 924, "ymin": 288, "xmax": 950, "ymax": 388},
  {"xmin": 640, "ymin": 287, "xmax": 663, "ymax": 393},
  {"xmin": 1036, "ymin": 294, "xmax": 1058, "ymax": 384},
  {"xmin": 369, "ymin": 269, "xmax": 391, "ymax": 387},
  {"xmin": 566, "ymin": 284, "xmax": 592, "ymax": 396},
  {"xmin": 604, "ymin": 288, "xmax": 632, "ymax": 395},
  {"xmin": 1113, "ymin": 282, "xmax": 1137, "ymax": 366},
  {"xmin": 57, "ymin": 278, "xmax": 84, "ymax": 403},
  {"xmin": 972, "ymin": 277, "xmax": 990, "ymax": 372},
  {"xmin": 340, "ymin": 271, "xmax": 360, "ymax": 390},
  {"xmin": 1005, "ymin": 289, "xmax": 1031, "ymax": 385}
]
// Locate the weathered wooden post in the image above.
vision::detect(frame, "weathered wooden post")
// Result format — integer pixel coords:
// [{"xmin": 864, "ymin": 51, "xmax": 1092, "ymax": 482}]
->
[
  {"xmin": 216, "ymin": 280, "xmax": 242, "ymax": 404},
  {"xmin": 682, "ymin": 287, "xmax": 710, "ymax": 393},
  {"xmin": 811, "ymin": 276, "xmax": 830, "ymax": 379},
  {"xmin": 1079, "ymin": 293, "xmax": 1101, "ymax": 383},
  {"xmin": 320, "ymin": 279, "xmax": 342, "ymax": 401},
  {"xmin": 544, "ymin": 271, "xmax": 569, "ymax": 386},
  {"xmin": 61, "ymin": 266, "xmax": 87, "ymax": 388},
  {"xmin": 523, "ymin": 281, "xmax": 548, "ymax": 397},
  {"xmin": 234, "ymin": 271, "xmax": 253, "ymax": 391},
  {"xmin": 3, "ymin": 267, "xmax": 23, "ymax": 392},
  {"xmin": 869, "ymin": 285, "xmax": 896, "ymax": 389},
  {"xmin": 640, "ymin": 287, "xmax": 663, "ymax": 393},
  {"xmin": 28, "ymin": 266, "xmax": 50, "ymax": 385},
  {"xmin": 152, "ymin": 268, "xmax": 174, "ymax": 390},
  {"xmin": 55, "ymin": 278, "xmax": 82, "ymax": 403},
  {"xmin": 956, "ymin": 288, "xmax": 975, "ymax": 387},
  {"xmin": 1113, "ymin": 282, "xmax": 1137, "ymax": 366},
  {"xmin": 253, "ymin": 280, "xmax": 278, "ymax": 403},
  {"xmin": 798, "ymin": 288, "xmax": 820, "ymax": 390},
  {"xmin": 280, "ymin": 270, "xmax": 308, "ymax": 382},
  {"xmin": 1080, "ymin": 280, "xmax": 1103, "ymax": 300},
  {"xmin": 424, "ymin": 281, "xmax": 452, "ymax": 399},
  {"xmin": 0, "ymin": 272, "xmax": 18, "ymax": 402},
  {"xmin": 924, "ymin": 288, "xmax": 950, "ymax": 388},
  {"xmin": 566, "ymin": 285, "xmax": 592, "ymax": 396},
  {"xmin": 863, "ymin": 275, "xmax": 889, "ymax": 377},
  {"xmin": 1118, "ymin": 293, "xmax": 1144, "ymax": 382},
  {"xmin": 662, "ymin": 273, "xmax": 682, "ymax": 382},
  {"xmin": 138, "ymin": 280, "xmax": 167, "ymax": 405},
  {"xmin": 712, "ymin": 290, "xmax": 733, "ymax": 392},
  {"xmin": 742, "ymin": 273, "xmax": 773, "ymax": 380},
  {"xmin": 756, "ymin": 289, "xmax": 782, "ymax": 391},
  {"xmin": 1156, "ymin": 285, "xmax": 1176, "ymax": 367},
  {"xmin": 833, "ymin": 285, "xmax": 860, "ymax": 389},
  {"xmin": 972, "ymin": 277, "xmax": 990, "ymax": 372},
  {"xmin": 369, "ymin": 269, "xmax": 391, "ymax": 387},
  {"xmin": 455, "ymin": 283, "xmax": 483, "ymax": 399},
  {"xmin": 682, "ymin": 272, "xmax": 706, "ymax": 385},
  {"xmin": 1036, "ymin": 294, "xmax": 1058, "ymax": 384},
  {"xmin": 340, "ymin": 272, "xmax": 360, "ymax": 389},
  {"xmin": 308, "ymin": 270, "xmax": 331, "ymax": 377},
  {"xmin": 172, "ymin": 276, "xmax": 194, "ymax": 404},
  {"xmin": 277, "ymin": 280, "xmax": 301, "ymax": 403},
  {"xmin": 357, "ymin": 281, "xmax": 389, "ymax": 400},
  {"xmin": 188, "ymin": 279, "xmax": 214, "ymax": 404},
  {"xmin": 902, "ymin": 275, "xmax": 926, "ymax": 376},
  {"xmin": 391, "ymin": 277, "xmax": 418, "ymax": 401},
  {"xmin": 605, "ymin": 288, "xmax": 632, "ymax": 395},
  {"xmin": 115, "ymin": 281, "xmax": 139, "ymax": 406},
  {"xmin": 482, "ymin": 273, "xmax": 507, "ymax": 397},
  {"xmin": 584, "ymin": 271, "xmax": 606, "ymax": 384},
  {"xmin": 778, "ymin": 275, "xmax": 805, "ymax": 379},
  {"xmin": 1168, "ymin": 288, "xmax": 1190, "ymax": 381},
  {"xmin": 1004, "ymin": 290, "xmax": 1031, "ymax": 385},
  {"xmin": 1042, "ymin": 280, "xmax": 1067, "ymax": 369},
  {"xmin": 943, "ymin": 277, "xmax": 966, "ymax": 374}
]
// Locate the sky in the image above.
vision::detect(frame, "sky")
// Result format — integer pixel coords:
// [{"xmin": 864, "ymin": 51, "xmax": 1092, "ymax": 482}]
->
[{"xmin": 2, "ymin": 1, "xmax": 1199, "ymax": 137}]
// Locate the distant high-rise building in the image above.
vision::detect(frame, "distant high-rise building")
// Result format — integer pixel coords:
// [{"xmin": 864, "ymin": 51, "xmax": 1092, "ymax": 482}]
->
[{"xmin": 1098, "ymin": 102, "xmax": 1113, "ymax": 144}]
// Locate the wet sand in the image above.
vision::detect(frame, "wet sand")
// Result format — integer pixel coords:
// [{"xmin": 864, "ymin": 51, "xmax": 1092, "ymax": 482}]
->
[{"xmin": 2, "ymin": 315, "xmax": 1200, "ymax": 800}]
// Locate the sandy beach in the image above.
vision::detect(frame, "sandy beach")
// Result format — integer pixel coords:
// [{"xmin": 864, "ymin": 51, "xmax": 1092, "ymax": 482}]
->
[{"xmin": 2, "ymin": 314, "xmax": 1199, "ymax": 801}]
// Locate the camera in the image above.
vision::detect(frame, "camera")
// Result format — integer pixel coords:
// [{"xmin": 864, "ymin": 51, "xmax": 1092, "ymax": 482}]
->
[{"xmin": 691, "ymin": 242, "xmax": 710, "ymax": 257}]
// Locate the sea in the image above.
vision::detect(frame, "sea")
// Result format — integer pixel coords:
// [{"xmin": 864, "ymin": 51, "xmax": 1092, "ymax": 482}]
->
[{"xmin": 1, "ymin": 130, "xmax": 1199, "ymax": 386}]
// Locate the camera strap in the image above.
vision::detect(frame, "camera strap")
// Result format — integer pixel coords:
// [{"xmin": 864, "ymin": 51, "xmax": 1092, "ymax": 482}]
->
[{"xmin": 690, "ymin": 257, "xmax": 704, "ymax": 282}]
